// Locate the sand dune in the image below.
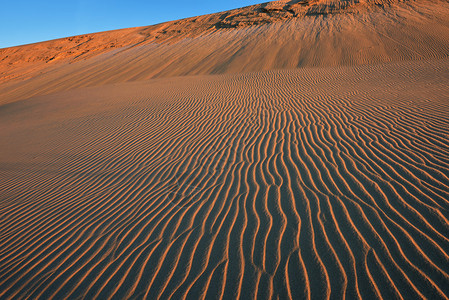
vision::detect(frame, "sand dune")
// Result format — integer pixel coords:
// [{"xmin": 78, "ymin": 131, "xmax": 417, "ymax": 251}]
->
[
  {"xmin": 1, "ymin": 0, "xmax": 449, "ymax": 105},
  {"xmin": 1, "ymin": 0, "xmax": 449, "ymax": 299}
]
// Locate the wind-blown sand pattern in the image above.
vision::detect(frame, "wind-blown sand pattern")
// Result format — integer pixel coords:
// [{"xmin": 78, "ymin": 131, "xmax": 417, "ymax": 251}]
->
[{"xmin": 1, "ymin": 0, "xmax": 449, "ymax": 299}]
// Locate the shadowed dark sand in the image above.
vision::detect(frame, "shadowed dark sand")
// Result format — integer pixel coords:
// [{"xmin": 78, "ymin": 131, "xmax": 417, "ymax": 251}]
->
[{"xmin": 1, "ymin": 0, "xmax": 449, "ymax": 299}]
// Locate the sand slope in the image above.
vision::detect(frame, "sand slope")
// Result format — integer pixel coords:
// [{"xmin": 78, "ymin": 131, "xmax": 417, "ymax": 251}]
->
[
  {"xmin": 1, "ymin": 0, "xmax": 449, "ymax": 105},
  {"xmin": 1, "ymin": 0, "xmax": 449, "ymax": 299}
]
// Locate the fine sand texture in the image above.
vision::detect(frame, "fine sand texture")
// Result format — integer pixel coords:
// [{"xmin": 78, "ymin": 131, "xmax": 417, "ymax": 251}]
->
[{"xmin": 1, "ymin": 0, "xmax": 449, "ymax": 299}]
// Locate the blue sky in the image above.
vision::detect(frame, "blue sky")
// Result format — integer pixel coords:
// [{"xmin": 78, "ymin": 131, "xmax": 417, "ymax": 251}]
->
[{"xmin": 0, "ymin": 1, "xmax": 263, "ymax": 48}]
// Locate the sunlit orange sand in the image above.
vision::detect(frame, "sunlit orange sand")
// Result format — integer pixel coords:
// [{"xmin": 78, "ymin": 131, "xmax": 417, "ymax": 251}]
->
[{"xmin": 1, "ymin": 0, "xmax": 449, "ymax": 298}]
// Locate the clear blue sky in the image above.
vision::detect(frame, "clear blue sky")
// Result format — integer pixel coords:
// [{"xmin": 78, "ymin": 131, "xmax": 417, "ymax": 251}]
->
[{"xmin": 0, "ymin": 0, "xmax": 263, "ymax": 49}]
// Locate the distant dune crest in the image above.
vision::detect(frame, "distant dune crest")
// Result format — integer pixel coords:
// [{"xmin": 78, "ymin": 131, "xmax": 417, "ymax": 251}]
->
[{"xmin": 0, "ymin": 0, "xmax": 444, "ymax": 67}]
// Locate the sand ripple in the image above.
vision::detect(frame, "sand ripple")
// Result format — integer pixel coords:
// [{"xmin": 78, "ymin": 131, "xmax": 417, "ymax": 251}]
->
[{"xmin": 1, "ymin": 59, "xmax": 448, "ymax": 299}]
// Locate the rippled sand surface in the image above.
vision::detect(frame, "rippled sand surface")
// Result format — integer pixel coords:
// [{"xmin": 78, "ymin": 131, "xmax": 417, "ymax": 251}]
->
[{"xmin": 1, "ymin": 0, "xmax": 449, "ymax": 298}]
